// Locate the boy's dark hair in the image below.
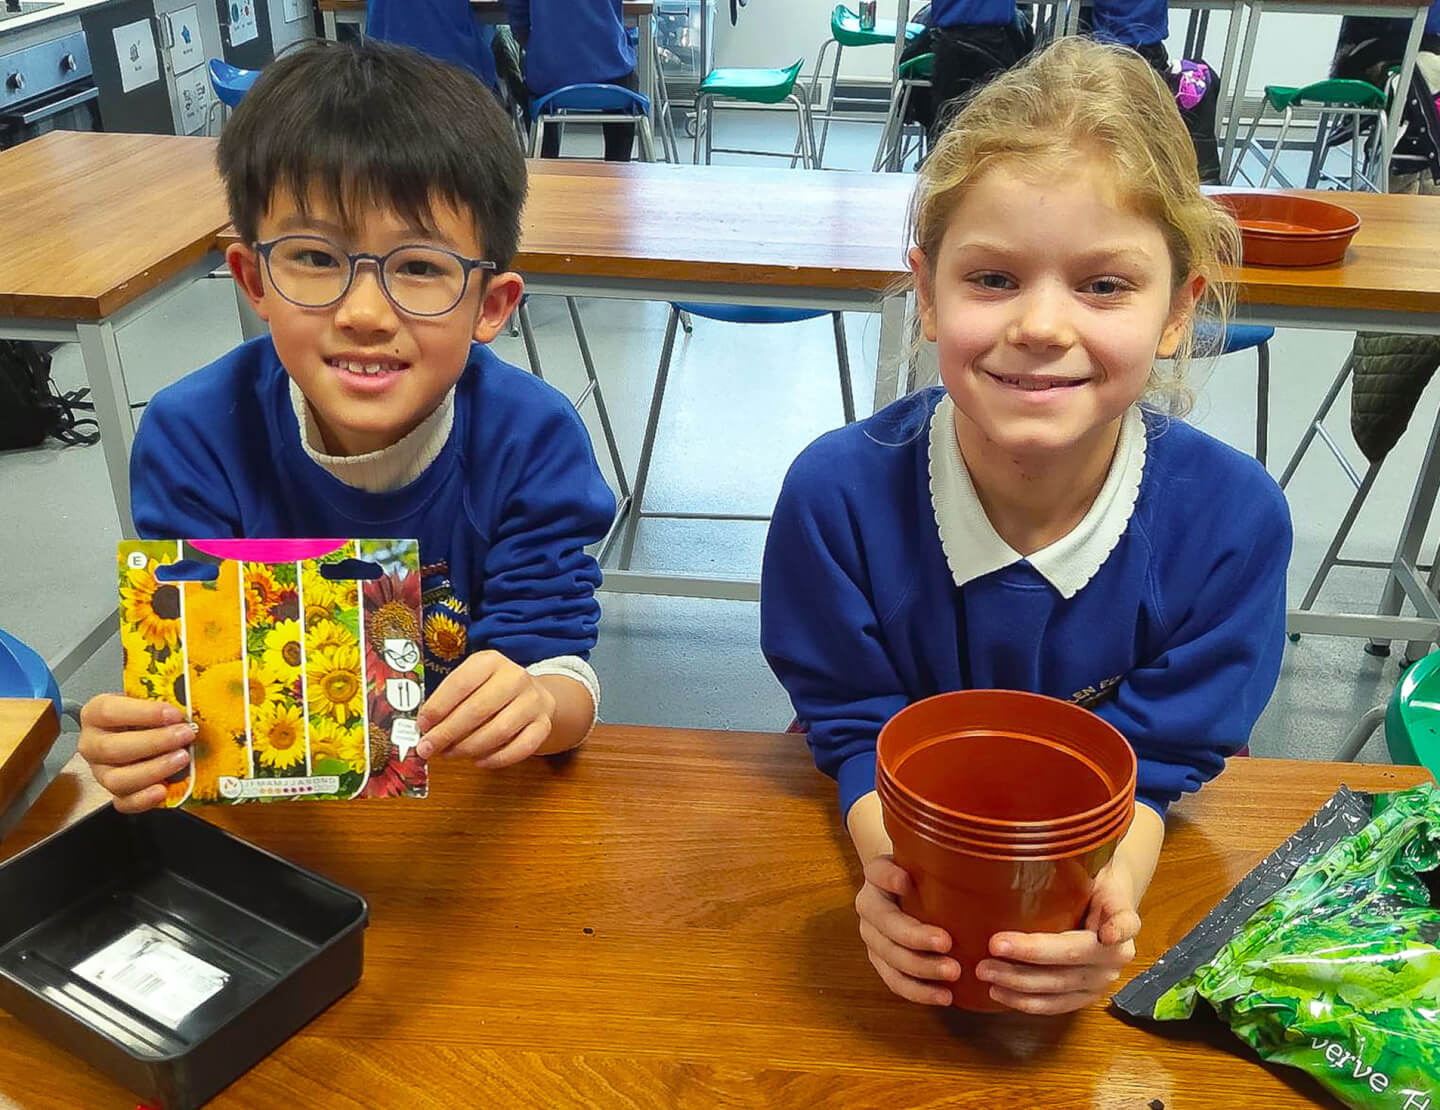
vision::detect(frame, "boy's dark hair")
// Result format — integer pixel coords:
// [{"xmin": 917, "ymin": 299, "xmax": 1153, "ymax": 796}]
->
[{"xmin": 218, "ymin": 39, "xmax": 527, "ymax": 268}]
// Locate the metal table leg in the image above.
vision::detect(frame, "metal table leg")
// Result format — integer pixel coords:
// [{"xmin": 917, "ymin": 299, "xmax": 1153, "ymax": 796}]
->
[
  {"xmin": 1221, "ymin": 1, "xmax": 1263, "ymax": 183},
  {"xmin": 1386, "ymin": 8, "xmax": 1429, "ymax": 170},
  {"xmin": 872, "ymin": 292, "xmax": 908, "ymax": 414},
  {"xmin": 76, "ymin": 320, "xmax": 138, "ymax": 540}
]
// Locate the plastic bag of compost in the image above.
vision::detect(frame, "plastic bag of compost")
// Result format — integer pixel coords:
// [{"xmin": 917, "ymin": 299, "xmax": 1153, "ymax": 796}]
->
[{"xmin": 1115, "ymin": 783, "xmax": 1440, "ymax": 1110}]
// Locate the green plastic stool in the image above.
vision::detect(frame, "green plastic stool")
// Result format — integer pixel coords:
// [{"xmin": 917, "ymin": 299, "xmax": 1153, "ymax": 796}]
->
[
  {"xmin": 1335, "ymin": 652, "xmax": 1440, "ymax": 776},
  {"xmin": 804, "ymin": 5, "xmax": 925, "ymax": 167},
  {"xmin": 1387, "ymin": 652, "xmax": 1440, "ymax": 775},
  {"xmin": 694, "ymin": 60, "xmax": 817, "ymax": 167},
  {"xmin": 872, "ymin": 52, "xmax": 933, "ymax": 172},
  {"xmin": 1232, "ymin": 78, "xmax": 1391, "ymax": 192}
]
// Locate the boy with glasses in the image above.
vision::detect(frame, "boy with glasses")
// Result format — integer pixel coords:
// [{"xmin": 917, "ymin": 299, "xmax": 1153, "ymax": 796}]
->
[{"xmin": 78, "ymin": 40, "xmax": 615, "ymax": 813}]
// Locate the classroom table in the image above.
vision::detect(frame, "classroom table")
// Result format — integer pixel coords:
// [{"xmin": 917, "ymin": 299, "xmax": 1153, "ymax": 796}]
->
[
  {"xmin": 315, "ymin": 0, "xmax": 658, "ymax": 125},
  {"xmin": 0, "ymin": 131, "xmax": 232, "ymax": 684},
  {"xmin": 0, "ymin": 727, "xmax": 1428, "ymax": 1108},
  {"xmin": 11, "ymin": 133, "xmax": 1440, "ymax": 612}
]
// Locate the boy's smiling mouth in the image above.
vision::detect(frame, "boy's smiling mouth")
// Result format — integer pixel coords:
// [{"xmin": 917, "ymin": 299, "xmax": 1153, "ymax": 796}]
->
[{"xmin": 325, "ymin": 355, "xmax": 409, "ymax": 377}]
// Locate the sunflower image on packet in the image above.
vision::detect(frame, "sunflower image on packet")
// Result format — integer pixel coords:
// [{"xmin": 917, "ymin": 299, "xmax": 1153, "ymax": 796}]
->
[{"xmin": 117, "ymin": 538, "xmax": 427, "ymax": 805}]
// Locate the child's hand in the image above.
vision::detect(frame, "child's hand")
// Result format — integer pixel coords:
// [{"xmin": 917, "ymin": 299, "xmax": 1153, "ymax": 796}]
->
[
  {"xmin": 974, "ymin": 857, "xmax": 1141, "ymax": 1015},
  {"xmin": 78, "ymin": 694, "xmax": 196, "ymax": 814},
  {"xmin": 855, "ymin": 855, "xmax": 962, "ymax": 1005},
  {"xmin": 414, "ymin": 650, "xmax": 556, "ymax": 768}
]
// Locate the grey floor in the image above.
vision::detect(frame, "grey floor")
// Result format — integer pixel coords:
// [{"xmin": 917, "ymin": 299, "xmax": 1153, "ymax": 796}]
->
[{"xmin": 1, "ymin": 115, "xmax": 1429, "ymax": 770}]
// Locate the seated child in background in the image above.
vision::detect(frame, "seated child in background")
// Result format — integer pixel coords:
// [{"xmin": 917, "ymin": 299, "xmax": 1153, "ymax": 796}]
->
[
  {"xmin": 761, "ymin": 38, "xmax": 1291, "ymax": 1015},
  {"xmin": 79, "ymin": 40, "xmax": 615, "ymax": 813},
  {"xmin": 503, "ymin": 0, "xmax": 639, "ymax": 160}
]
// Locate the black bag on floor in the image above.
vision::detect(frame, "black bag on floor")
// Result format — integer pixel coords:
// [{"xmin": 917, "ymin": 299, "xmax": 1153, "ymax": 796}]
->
[{"xmin": 0, "ymin": 340, "xmax": 99, "ymax": 450}]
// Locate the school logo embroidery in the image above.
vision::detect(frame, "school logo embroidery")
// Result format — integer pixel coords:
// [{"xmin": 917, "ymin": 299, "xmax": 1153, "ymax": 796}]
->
[
  {"xmin": 1069, "ymin": 675, "xmax": 1124, "ymax": 709},
  {"xmin": 420, "ymin": 560, "xmax": 469, "ymax": 675}
]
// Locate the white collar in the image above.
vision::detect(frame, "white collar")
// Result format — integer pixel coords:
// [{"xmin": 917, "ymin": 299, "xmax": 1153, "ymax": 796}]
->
[
  {"xmin": 927, "ymin": 394, "xmax": 1146, "ymax": 599},
  {"xmin": 289, "ymin": 379, "xmax": 456, "ymax": 494}
]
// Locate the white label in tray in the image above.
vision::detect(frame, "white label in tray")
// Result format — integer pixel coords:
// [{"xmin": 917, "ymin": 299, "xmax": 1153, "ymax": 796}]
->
[{"xmin": 73, "ymin": 925, "xmax": 229, "ymax": 1028}]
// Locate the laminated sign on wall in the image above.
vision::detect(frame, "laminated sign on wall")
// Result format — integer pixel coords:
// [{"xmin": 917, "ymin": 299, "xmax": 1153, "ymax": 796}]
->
[
  {"xmin": 117, "ymin": 538, "xmax": 429, "ymax": 806},
  {"xmin": 227, "ymin": 0, "xmax": 258, "ymax": 46},
  {"xmin": 111, "ymin": 19, "xmax": 160, "ymax": 95},
  {"xmin": 166, "ymin": 5, "xmax": 204, "ymax": 74}
]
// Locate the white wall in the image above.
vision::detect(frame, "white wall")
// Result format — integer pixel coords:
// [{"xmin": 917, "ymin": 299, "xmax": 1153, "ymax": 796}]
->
[{"xmin": 713, "ymin": 1, "xmax": 1343, "ymax": 94}]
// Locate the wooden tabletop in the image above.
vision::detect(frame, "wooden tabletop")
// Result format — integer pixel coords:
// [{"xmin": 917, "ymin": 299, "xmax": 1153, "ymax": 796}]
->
[
  {"xmin": 0, "ymin": 699, "xmax": 57, "ymax": 821},
  {"xmin": 0, "ymin": 132, "xmax": 231, "ymax": 322},
  {"xmin": 0, "ymin": 725, "xmax": 1429, "ymax": 1108},
  {"xmin": 10, "ymin": 132, "xmax": 1440, "ymax": 322}
]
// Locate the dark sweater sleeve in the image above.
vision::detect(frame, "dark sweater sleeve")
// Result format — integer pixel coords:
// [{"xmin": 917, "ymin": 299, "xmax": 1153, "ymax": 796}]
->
[
  {"xmin": 1094, "ymin": 477, "xmax": 1292, "ymax": 817},
  {"xmin": 130, "ymin": 384, "xmax": 245, "ymax": 541},
  {"xmin": 470, "ymin": 399, "xmax": 614, "ymax": 666},
  {"xmin": 761, "ymin": 448, "xmax": 911, "ymax": 819}
]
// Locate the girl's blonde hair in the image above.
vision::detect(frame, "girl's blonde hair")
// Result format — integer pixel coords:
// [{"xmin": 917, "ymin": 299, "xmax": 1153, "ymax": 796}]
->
[{"xmin": 908, "ymin": 37, "xmax": 1241, "ymax": 416}]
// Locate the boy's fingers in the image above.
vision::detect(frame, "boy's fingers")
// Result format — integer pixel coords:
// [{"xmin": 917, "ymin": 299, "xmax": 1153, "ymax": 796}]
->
[
  {"xmin": 417, "ymin": 679, "xmax": 510, "ymax": 759},
  {"xmin": 81, "ymin": 695, "xmax": 183, "ymax": 732},
  {"xmin": 452, "ymin": 701, "xmax": 534, "ymax": 762},
  {"xmin": 975, "ymin": 958, "xmax": 1119, "ymax": 997},
  {"xmin": 80, "ymin": 722, "xmax": 196, "ymax": 768},
  {"xmin": 859, "ymin": 920, "xmax": 961, "ymax": 982},
  {"xmin": 869, "ymin": 952, "xmax": 954, "ymax": 1006},
  {"xmin": 1097, "ymin": 909, "xmax": 1142, "ymax": 947},
  {"xmin": 987, "ymin": 984, "xmax": 1100, "ymax": 1016},
  {"xmin": 416, "ymin": 652, "xmax": 502, "ymax": 732},
  {"xmin": 472, "ymin": 720, "xmax": 550, "ymax": 770},
  {"xmin": 111, "ymin": 783, "xmax": 172, "ymax": 816},
  {"xmin": 92, "ymin": 746, "xmax": 190, "ymax": 802},
  {"xmin": 990, "ymin": 929, "xmax": 1136, "ymax": 969}
]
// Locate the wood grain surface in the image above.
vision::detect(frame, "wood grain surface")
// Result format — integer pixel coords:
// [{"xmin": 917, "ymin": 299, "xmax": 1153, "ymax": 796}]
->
[{"xmin": 0, "ymin": 725, "xmax": 1429, "ymax": 1108}]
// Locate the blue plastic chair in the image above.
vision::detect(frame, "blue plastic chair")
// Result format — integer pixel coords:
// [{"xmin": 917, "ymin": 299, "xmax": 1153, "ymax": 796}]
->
[
  {"xmin": 608, "ymin": 301, "xmax": 856, "ymax": 570},
  {"xmin": 528, "ymin": 82, "xmax": 657, "ymax": 160},
  {"xmin": 206, "ymin": 59, "xmax": 260, "ymax": 136},
  {"xmin": 0, "ymin": 628, "xmax": 61, "ymax": 722},
  {"xmin": 1194, "ymin": 322, "xmax": 1274, "ymax": 467},
  {"xmin": 207, "ymin": 58, "xmax": 260, "ymax": 109}
]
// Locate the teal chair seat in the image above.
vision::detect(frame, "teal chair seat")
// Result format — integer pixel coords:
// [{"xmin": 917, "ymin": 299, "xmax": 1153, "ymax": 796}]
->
[
  {"xmin": 1388, "ymin": 652, "xmax": 1440, "ymax": 774},
  {"xmin": 830, "ymin": 4, "xmax": 925, "ymax": 48},
  {"xmin": 699, "ymin": 61, "xmax": 805, "ymax": 106}
]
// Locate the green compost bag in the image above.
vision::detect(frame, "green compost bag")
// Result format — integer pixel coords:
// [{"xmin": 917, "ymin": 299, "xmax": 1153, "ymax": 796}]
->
[{"xmin": 1114, "ymin": 783, "xmax": 1440, "ymax": 1110}]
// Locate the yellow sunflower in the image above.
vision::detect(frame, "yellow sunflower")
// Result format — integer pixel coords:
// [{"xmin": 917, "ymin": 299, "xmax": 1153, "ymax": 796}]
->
[
  {"xmin": 246, "ymin": 659, "xmax": 288, "ymax": 710},
  {"xmin": 302, "ymin": 564, "xmax": 352, "ymax": 620},
  {"xmin": 243, "ymin": 564, "xmax": 280, "ymax": 615},
  {"xmin": 309, "ymin": 716, "xmax": 366, "ymax": 773},
  {"xmin": 120, "ymin": 566, "xmax": 182, "ymax": 652},
  {"xmin": 191, "ymin": 725, "xmax": 249, "ymax": 801},
  {"xmin": 189, "ymin": 660, "xmax": 249, "ymax": 741},
  {"xmin": 121, "ymin": 641, "xmax": 154, "ymax": 699},
  {"xmin": 145, "ymin": 651, "xmax": 188, "ymax": 710},
  {"xmin": 262, "ymin": 620, "xmax": 305, "ymax": 683},
  {"xmin": 184, "ymin": 571, "xmax": 241, "ymax": 669},
  {"xmin": 251, "ymin": 701, "xmax": 308, "ymax": 771},
  {"xmin": 306, "ymin": 617, "xmax": 354, "ymax": 654},
  {"xmin": 305, "ymin": 642, "xmax": 364, "ymax": 724},
  {"xmin": 424, "ymin": 610, "xmax": 468, "ymax": 664}
]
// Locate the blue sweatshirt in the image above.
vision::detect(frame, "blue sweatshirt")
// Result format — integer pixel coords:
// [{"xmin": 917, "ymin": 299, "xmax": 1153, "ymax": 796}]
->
[
  {"xmin": 1092, "ymin": 0, "xmax": 1168, "ymax": 47},
  {"xmin": 503, "ymin": 0, "xmax": 636, "ymax": 96},
  {"xmin": 760, "ymin": 389, "xmax": 1291, "ymax": 820},
  {"xmin": 366, "ymin": 0, "xmax": 499, "ymax": 88},
  {"xmin": 130, "ymin": 338, "xmax": 615, "ymax": 693},
  {"xmin": 1429, "ymin": 0, "xmax": 1440, "ymax": 37},
  {"xmin": 929, "ymin": 0, "xmax": 1017, "ymax": 27}
]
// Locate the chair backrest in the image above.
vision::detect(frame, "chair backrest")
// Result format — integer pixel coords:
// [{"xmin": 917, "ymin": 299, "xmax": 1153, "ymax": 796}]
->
[
  {"xmin": 531, "ymin": 82, "xmax": 652, "ymax": 119},
  {"xmin": 208, "ymin": 58, "xmax": 261, "ymax": 109},
  {"xmin": 0, "ymin": 628, "xmax": 60, "ymax": 720}
]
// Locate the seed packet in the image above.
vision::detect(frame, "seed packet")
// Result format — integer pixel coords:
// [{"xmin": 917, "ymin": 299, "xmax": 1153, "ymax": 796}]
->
[
  {"xmin": 1115, "ymin": 784, "xmax": 1440, "ymax": 1110},
  {"xmin": 117, "ymin": 538, "xmax": 427, "ymax": 805}
]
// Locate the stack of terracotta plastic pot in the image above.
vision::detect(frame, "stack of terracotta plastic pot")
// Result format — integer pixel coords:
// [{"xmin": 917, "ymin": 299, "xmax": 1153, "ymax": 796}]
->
[{"xmin": 876, "ymin": 689, "xmax": 1137, "ymax": 1012}]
